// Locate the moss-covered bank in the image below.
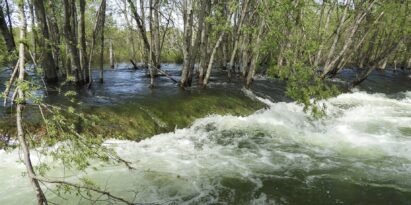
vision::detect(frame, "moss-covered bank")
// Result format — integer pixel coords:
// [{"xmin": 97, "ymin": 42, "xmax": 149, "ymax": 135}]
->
[
  {"xmin": 86, "ymin": 93, "xmax": 265, "ymax": 140},
  {"xmin": 0, "ymin": 93, "xmax": 265, "ymax": 147}
]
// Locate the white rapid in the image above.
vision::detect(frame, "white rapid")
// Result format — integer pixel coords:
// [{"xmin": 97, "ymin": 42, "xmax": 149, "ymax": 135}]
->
[{"xmin": 1, "ymin": 91, "xmax": 411, "ymax": 205}]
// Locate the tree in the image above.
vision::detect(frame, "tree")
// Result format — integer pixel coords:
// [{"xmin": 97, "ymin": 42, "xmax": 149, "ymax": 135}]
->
[
  {"xmin": 63, "ymin": 0, "xmax": 83, "ymax": 84},
  {"xmin": 15, "ymin": 1, "xmax": 48, "ymax": 203},
  {"xmin": 79, "ymin": 0, "xmax": 89, "ymax": 83},
  {"xmin": 180, "ymin": 0, "xmax": 194, "ymax": 87},
  {"xmin": 0, "ymin": 1, "xmax": 15, "ymax": 53},
  {"xmin": 32, "ymin": 0, "xmax": 59, "ymax": 83}
]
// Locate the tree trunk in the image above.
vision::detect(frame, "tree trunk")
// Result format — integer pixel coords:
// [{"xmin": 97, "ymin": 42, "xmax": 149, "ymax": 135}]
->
[
  {"xmin": 321, "ymin": 0, "xmax": 350, "ymax": 77},
  {"xmin": 122, "ymin": 2, "xmax": 137, "ymax": 64},
  {"xmin": 246, "ymin": 19, "xmax": 265, "ymax": 88},
  {"xmin": 198, "ymin": 1, "xmax": 211, "ymax": 83},
  {"xmin": 110, "ymin": 39, "xmax": 115, "ymax": 69},
  {"xmin": 153, "ymin": 0, "xmax": 161, "ymax": 70},
  {"xmin": 86, "ymin": 0, "xmax": 106, "ymax": 86},
  {"xmin": 28, "ymin": 0, "xmax": 37, "ymax": 65},
  {"xmin": 378, "ymin": 58, "xmax": 388, "ymax": 70},
  {"xmin": 148, "ymin": 0, "xmax": 155, "ymax": 87},
  {"xmin": 16, "ymin": 2, "xmax": 47, "ymax": 204},
  {"xmin": 63, "ymin": 0, "xmax": 82, "ymax": 84},
  {"xmin": 241, "ymin": 33, "xmax": 251, "ymax": 77},
  {"xmin": 180, "ymin": 0, "xmax": 194, "ymax": 87},
  {"xmin": 127, "ymin": 0, "xmax": 158, "ymax": 68},
  {"xmin": 79, "ymin": 0, "xmax": 89, "ymax": 83},
  {"xmin": 65, "ymin": 46, "xmax": 72, "ymax": 78},
  {"xmin": 4, "ymin": 0, "xmax": 14, "ymax": 45},
  {"xmin": 314, "ymin": 1, "xmax": 332, "ymax": 68},
  {"xmin": 0, "ymin": 2, "xmax": 15, "ymax": 52},
  {"xmin": 139, "ymin": 0, "xmax": 149, "ymax": 67},
  {"xmin": 185, "ymin": 1, "xmax": 206, "ymax": 86},
  {"xmin": 99, "ymin": 0, "xmax": 107, "ymax": 83},
  {"xmin": 203, "ymin": 32, "xmax": 225, "ymax": 86},
  {"xmin": 32, "ymin": 0, "xmax": 58, "ymax": 83},
  {"xmin": 222, "ymin": 36, "xmax": 228, "ymax": 69},
  {"xmin": 351, "ymin": 39, "xmax": 402, "ymax": 88},
  {"xmin": 228, "ymin": 0, "xmax": 250, "ymax": 79},
  {"xmin": 47, "ymin": 1, "xmax": 63, "ymax": 75},
  {"xmin": 202, "ymin": 9, "xmax": 233, "ymax": 86},
  {"xmin": 322, "ymin": 0, "xmax": 375, "ymax": 77}
]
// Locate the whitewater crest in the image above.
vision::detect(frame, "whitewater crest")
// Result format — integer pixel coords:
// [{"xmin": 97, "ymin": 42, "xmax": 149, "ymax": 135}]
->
[{"xmin": 1, "ymin": 91, "xmax": 411, "ymax": 204}]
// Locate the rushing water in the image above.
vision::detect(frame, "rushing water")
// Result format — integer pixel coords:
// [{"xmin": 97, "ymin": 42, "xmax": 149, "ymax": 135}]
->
[{"xmin": 0, "ymin": 65, "xmax": 411, "ymax": 204}]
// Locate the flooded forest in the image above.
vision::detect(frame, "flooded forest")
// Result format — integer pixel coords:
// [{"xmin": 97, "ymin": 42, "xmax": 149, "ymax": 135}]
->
[{"xmin": 0, "ymin": 0, "xmax": 411, "ymax": 204}]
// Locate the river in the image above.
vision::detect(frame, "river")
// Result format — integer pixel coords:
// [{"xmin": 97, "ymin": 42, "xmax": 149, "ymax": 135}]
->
[{"xmin": 0, "ymin": 65, "xmax": 410, "ymax": 204}]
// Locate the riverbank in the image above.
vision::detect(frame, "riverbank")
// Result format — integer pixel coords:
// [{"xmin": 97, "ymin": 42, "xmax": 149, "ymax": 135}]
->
[{"xmin": 0, "ymin": 90, "xmax": 265, "ymax": 148}]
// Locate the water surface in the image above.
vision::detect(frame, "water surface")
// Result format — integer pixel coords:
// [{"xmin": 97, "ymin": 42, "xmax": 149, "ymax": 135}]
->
[{"xmin": 0, "ymin": 65, "xmax": 410, "ymax": 204}]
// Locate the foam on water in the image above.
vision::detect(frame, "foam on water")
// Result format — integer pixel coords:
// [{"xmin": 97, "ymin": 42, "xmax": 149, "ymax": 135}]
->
[{"xmin": 1, "ymin": 91, "xmax": 411, "ymax": 204}]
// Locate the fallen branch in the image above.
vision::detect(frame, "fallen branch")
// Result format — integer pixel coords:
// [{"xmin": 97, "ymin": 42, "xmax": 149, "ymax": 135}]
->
[
  {"xmin": 146, "ymin": 64, "xmax": 178, "ymax": 84},
  {"xmin": 10, "ymin": 86, "xmax": 18, "ymax": 105},
  {"xmin": 130, "ymin": 59, "xmax": 138, "ymax": 70},
  {"xmin": 3, "ymin": 59, "xmax": 20, "ymax": 106},
  {"xmin": 33, "ymin": 176, "xmax": 137, "ymax": 205}
]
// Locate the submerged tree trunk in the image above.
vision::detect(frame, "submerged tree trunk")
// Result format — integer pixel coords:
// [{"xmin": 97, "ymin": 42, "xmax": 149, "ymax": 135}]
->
[
  {"xmin": 99, "ymin": 0, "xmax": 107, "ymax": 83},
  {"xmin": 246, "ymin": 19, "xmax": 265, "ymax": 88},
  {"xmin": 79, "ymin": 0, "xmax": 89, "ymax": 83},
  {"xmin": 64, "ymin": 46, "xmax": 72, "ymax": 78},
  {"xmin": 228, "ymin": 0, "xmax": 250, "ymax": 79},
  {"xmin": 350, "ymin": 38, "xmax": 402, "ymax": 89},
  {"xmin": 203, "ymin": 32, "xmax": 225, "ymax": 87},
  {"xmin": 180, "ymin": 0, "xmax": 194, "ymax": 87},
  {"xmin": 121, "ymin": 1, "xmax": 137, "ymax": 64},
  {"xmin": 63, "ymin": 0, "xmax": 82, "ymax": 84},
  {"xmin": 321, "ymin": 0, "xmax": 350, "ymax": 77},
  {"xmin": 110, "ymin": 39, "xmax": 115, "ymax": 69},
  {"xmin": 127, "ymin": 0, "xmax": 158, "ymax": 68},
  {"xmin": 86, "ymin": 0, "xmax": 106, "ymax": 86},
  {"xmin": 241, "ymin": 34, "xmax": 251, "ymax": 77},
  {"xmin": 187, "ymin": 1, "xmax": 206, "ymax": 85},
  {"xmin": 198, "ymin": 1, "xmax": 211, "ymax": 83},
  {"xmin": 32, "ymin": 0, "xmax": 58, "ymax": 83},
  {"xmin": 148, "ymin": 0, "xmax": 155, "ymax": 87},
  {"xmin": 203, "ymin": 11, "xmax": 233, "ymax": 87},
  {"xmin": 153, "ymin": 0, "xmax": 161, "ymax": 70},
  {"xmin": 322, "ymin": 0, "xmax": 375, "ymax": 77}
]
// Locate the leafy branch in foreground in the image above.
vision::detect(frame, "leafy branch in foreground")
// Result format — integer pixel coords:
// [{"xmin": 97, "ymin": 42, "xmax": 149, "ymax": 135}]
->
[
  {"xmin": 23, "ymin": 92, "xmax": 138, "ymax": 204},
  {"xmin": 4, "ymin": 1, "xmax": 136, "ymax": 204}
]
